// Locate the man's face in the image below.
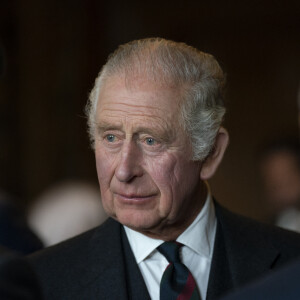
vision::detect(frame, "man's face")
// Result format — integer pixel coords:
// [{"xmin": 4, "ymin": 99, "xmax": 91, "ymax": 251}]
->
[{"xmin": 94, "ymin": 75, "xmax": 205, "ymax": 239}]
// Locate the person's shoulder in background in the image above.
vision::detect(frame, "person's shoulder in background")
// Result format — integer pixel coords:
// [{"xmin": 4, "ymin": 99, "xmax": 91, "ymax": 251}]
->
[
  {"xmin": 220, "ymin": 257, "xmax": 300, "ymax": 300},
  {"xmin": 0, "ymin": 246, "xmax": 42, "ymax": 300},
  {"xmin": 0, "ymin": 191, "xmax": 43, "ymax": 255}
]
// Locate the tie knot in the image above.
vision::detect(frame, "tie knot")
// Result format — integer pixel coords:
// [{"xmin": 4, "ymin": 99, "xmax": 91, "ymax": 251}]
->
[{"xmin": 158, "ymin": 241, "xmax": 182, "ymax": 263}]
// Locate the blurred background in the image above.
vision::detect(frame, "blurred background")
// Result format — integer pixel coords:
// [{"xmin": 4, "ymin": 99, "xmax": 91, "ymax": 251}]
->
[{"xmin": 0, "ymin": 0, "xmax": 300, "ymax": 243}]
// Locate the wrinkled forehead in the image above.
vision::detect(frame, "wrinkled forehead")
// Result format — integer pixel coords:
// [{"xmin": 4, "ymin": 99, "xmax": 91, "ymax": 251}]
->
[
  {"xmin": 100, "ymin": 70, "xmax": 187, "ymax": 104},
  {"xmin": 107, "ymin": 74, "xmax": 171, "ymax": 101},
  {"xmin": 96, "ymin": 73, "xmax": 186, "ymax": 129},
  {"xmin": 103, "ymin": 48, "xmax": 188, "ymax": 89}
]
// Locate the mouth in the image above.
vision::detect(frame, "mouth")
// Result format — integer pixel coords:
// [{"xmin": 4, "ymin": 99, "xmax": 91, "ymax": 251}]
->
[{"xmin": 114, "ymin": 192, "xmax": 157, "ymax": 204}]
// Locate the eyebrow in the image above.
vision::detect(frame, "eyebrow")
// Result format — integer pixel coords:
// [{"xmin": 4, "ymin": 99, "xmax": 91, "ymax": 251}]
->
[
  {"xmin": 96, "ymin": 122, "xmax": 123, "ymax": 133},
  {"xmin": 96, "ymin": 122, "xmax": 175, "ymax": 143}
]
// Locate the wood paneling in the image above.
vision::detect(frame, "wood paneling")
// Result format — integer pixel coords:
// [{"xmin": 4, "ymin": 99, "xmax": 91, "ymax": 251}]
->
[{"xmin": 1, "ymin": 0, "xmax": 299, "ymax": 219}]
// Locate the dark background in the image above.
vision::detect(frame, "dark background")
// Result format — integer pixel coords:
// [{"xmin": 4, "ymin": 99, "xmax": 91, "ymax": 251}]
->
[{"xmin": 1, "ymin": 0, "xmax": 300, "ymax": 221}]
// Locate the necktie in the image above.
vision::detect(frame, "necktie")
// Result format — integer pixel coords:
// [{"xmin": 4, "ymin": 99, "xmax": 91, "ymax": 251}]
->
[{"xmin": 158, "ymin": 242, "xmax": 201, "ymax": 300}]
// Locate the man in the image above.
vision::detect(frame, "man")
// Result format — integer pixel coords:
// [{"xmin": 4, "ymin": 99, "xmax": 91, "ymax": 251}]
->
[{"xmin": 29, "ymin": 38, "xmax": 300, "ymax": 300}]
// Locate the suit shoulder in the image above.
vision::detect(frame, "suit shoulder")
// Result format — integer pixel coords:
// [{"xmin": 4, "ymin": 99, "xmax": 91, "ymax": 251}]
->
[
  {"xmin": 27, "ymin": 218, "xmax": 123, "ymax": 299},
  {"xmin": 28, "ymin": 218, "xmax": 120, "ymax": 271},
  {"xmin": 216, "ymin": 203, "xmax": 300, "ymax": 255}
]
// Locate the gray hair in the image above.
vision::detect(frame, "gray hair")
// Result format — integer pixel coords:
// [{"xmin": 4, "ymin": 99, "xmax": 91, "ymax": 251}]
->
[{"xmin": 86, "ymin": 38, "xmax": 226, "ymax": 161}]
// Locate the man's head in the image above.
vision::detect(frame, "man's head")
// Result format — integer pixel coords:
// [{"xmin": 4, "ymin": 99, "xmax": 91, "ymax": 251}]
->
[{"xmin": 86, "ymin": 38, "xmax": 229, "ymax": 239}]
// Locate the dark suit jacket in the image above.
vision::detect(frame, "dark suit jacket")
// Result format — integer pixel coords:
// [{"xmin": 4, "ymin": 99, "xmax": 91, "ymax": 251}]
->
[
  {"xmin": 221, "ymin": 258, "xmax": 300, "ymax": 300},
  {"xmin": 28, "ymin": 203, "xmax": 300, "ymax": 300},
  {"xmin": 0, "ymin": 247, "xmax": 42, "ymax": 300}
]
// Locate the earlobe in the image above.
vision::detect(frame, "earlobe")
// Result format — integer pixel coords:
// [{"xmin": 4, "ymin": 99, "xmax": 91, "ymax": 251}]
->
[{"xmin": 200, "ymin": 127, "xmax": 229, "ymax": 180}]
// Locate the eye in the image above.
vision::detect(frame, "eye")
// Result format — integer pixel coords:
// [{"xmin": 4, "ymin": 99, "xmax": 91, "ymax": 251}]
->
[
  {"xmin": 145, "ymin": 137, "xmax": 156, "ymax": 146},
  {"xmin": 105, "ymin": 134, "xmax": 116, "ymax": 142}
]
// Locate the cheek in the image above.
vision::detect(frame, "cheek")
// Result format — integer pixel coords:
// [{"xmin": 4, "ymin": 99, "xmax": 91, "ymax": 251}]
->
[
  {"xmin": 177, "ymin": 159, "xmax": 200, "ymax": 180},
  {"xmin": 145, "ymin": 154, "xmax": 179, "ymax": 193},
  {"xmin": 95, "ymin": 149, "xmax": 117, "ymax": 215},
  {"xmin": 95, "ymin": 149, "xmax": 115, "ymax": 187},
  {"xmin": 160, "ymin": 154, "xmax": 200, "ymax": 197}
]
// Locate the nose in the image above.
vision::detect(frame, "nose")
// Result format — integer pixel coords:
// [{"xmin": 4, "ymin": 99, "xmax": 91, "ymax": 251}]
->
[{"xmin": 115, "ymin": 140, "xmax": 143, "ymax": 182}]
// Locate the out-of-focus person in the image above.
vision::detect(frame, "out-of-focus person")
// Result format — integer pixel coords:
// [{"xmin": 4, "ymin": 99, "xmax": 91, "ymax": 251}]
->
[
  {"xmin": 0, "ymin": 190, "xmax": 43, "ymax": 255},
  {"xmin": 259, "ymin": 139, "xmax": 300, "ymax": 232},
  {"xmin": 0, "ymin": 246, "xmax": 42, "ymax": 300},
  {"xmin": 0, "ymin": 41, "xmax": 43, "ymax": 255},
  {"xmin": 28, "ymin": 181, "xmax": 107, "ymax": 246},
  {"xmin": 221, "ymin": 257, "xmax": 300, "ymax": 300}
]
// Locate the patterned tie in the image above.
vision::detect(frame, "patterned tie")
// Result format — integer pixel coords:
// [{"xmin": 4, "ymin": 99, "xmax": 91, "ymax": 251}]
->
[{"xmin": 158, "ymin": 242, "xmax": 201, "ymax": 300}]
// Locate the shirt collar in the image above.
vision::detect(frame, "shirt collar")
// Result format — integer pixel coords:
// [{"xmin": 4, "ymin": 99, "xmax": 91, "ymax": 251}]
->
[
  {"xmin": 124, "ymin": 183, "xmax": 216, "ymax": 263},
  {"xmin": 177, "ymin": 183, "xmax": 216, "ymax": 258}
]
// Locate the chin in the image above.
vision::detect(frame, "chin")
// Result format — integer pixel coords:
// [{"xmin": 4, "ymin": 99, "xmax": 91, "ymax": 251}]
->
[{"xmin": 116, "ymin": 210, "xmax": 160, "ymax": 232}]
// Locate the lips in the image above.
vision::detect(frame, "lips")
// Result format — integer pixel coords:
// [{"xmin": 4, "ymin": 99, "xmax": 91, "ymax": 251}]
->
[
  {"xmin": 114, "ymin": 192, "xmax": 157, "ymax": 204},
  {"xmin": 115, "ymin": 192, "xmax": 155, "ymax": 199}
]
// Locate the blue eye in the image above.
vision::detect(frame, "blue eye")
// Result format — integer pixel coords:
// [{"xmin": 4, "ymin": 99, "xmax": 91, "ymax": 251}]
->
[
  {"xmin": 106, "ymin": 134, "xmax": 115, "ymax": 142},
  {"xmin": 145, "ymin": 138, "xmax": 155, "ymax": 146}
]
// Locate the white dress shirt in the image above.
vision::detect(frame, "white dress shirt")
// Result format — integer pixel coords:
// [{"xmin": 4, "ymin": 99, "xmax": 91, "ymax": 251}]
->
[{"xmin": 124, "ymin": 188, "xmax": 216, "ymax": 300}]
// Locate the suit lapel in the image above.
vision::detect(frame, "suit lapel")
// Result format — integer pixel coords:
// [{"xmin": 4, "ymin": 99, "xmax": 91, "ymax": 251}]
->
[
  {"xmin": 76, "ymin": 218, "xmax": 150, "ymax": 300},
  {"xmin": 206, "ymin": 218, "xmax": 233, "ymax": 300},
  {"xmin": 206, "ymin": 202, "xmax": 280, "ymax": 299},
  {"xmin": 77, "ymin": 219, "xmax": 129, "ymax": 299}
]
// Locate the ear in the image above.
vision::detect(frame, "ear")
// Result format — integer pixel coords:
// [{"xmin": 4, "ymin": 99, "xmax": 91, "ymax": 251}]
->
[{"xmin": 200, "ymin": 127, "xmax": 229, "ymax": 180}]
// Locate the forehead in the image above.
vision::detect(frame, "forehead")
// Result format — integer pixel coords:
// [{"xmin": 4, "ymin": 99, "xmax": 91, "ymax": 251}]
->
[{"xmin": 96, "ymin": 75, "xmax": 183, "ymax": 125}]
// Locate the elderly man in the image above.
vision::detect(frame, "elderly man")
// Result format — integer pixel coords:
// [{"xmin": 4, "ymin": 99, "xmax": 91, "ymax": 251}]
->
[{"xmin": 29, "ymin": 38, "xmax": 300, "ymax": 300}]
